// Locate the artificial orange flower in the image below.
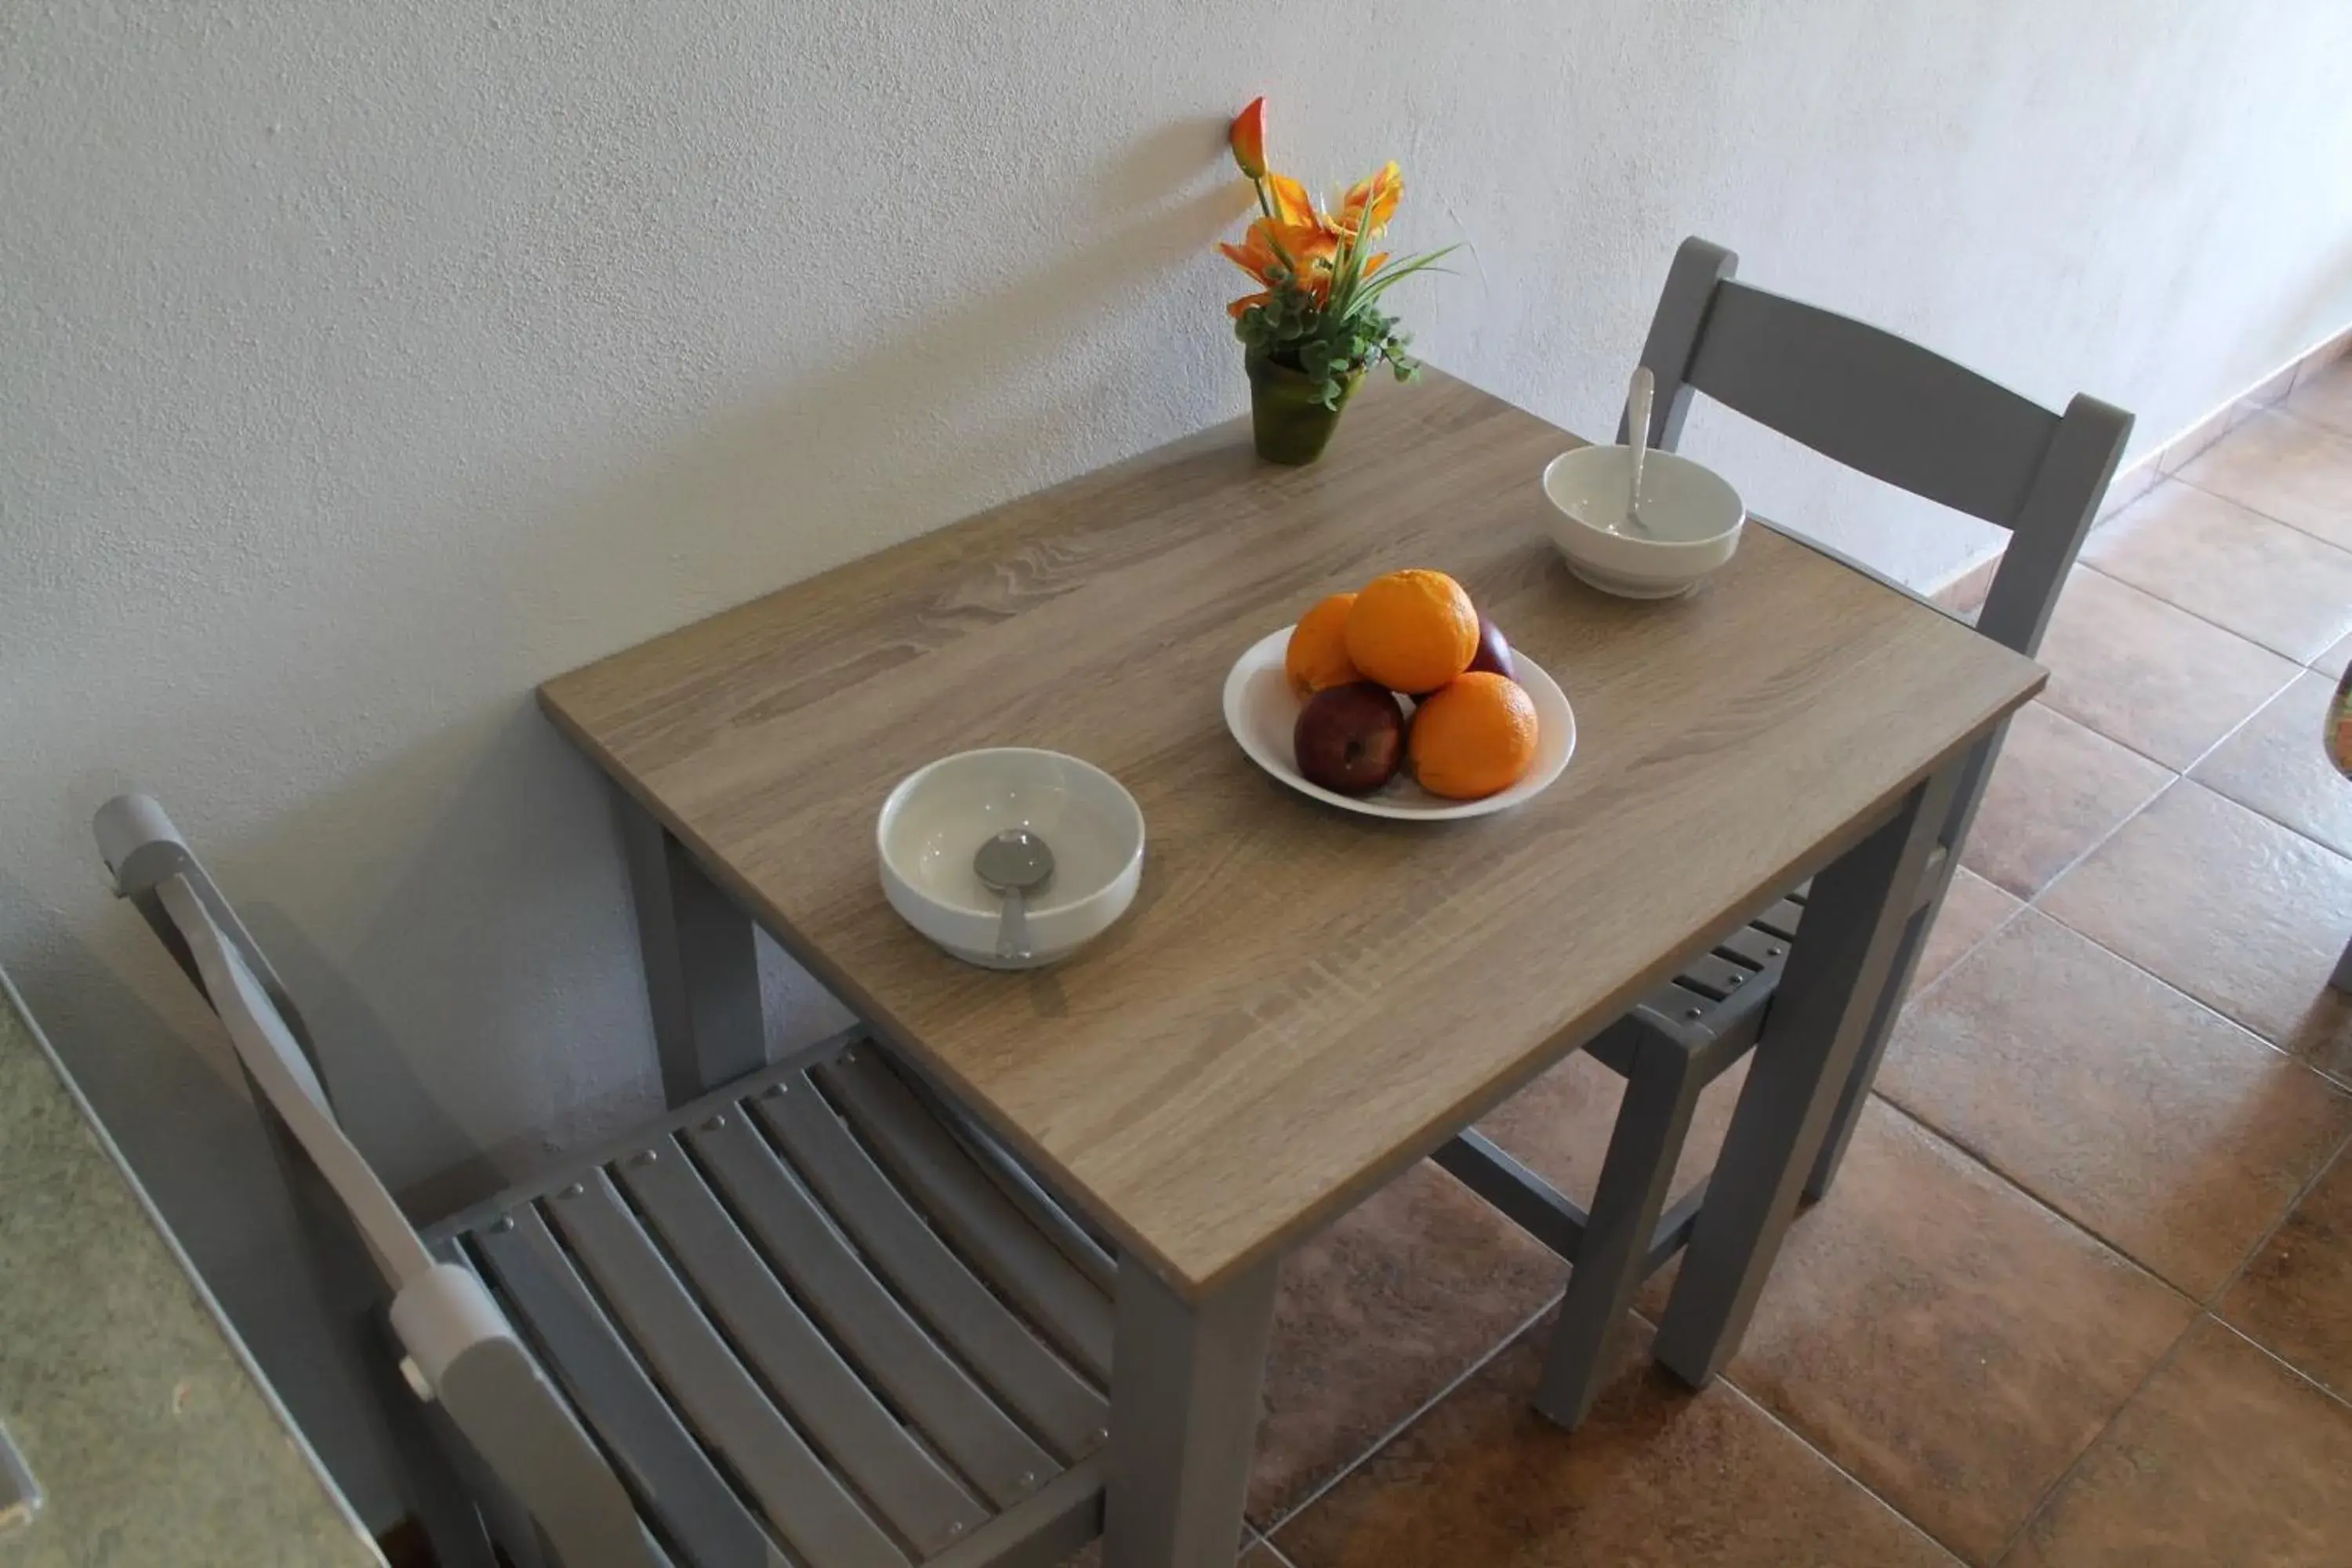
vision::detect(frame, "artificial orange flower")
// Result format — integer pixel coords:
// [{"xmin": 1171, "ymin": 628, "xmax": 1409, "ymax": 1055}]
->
[
  {"xmin": 1218, "ymin": 216, "xmax": 1339, "ymax": 299},
  {"xmin": 1336, "ymin": 162, "xmax": 1403, "ymax": 238},
  {"xmin": 1265, "ymin": 172, "xmax": 1316, "ymax": 229},
  {"xmin": 1229, "ymin": 97, "xmax": 1269, "ymax": 180}
]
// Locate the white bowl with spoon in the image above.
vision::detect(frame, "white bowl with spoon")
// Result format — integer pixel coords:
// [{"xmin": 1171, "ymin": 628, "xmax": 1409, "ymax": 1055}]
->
[
  {"xmin": 877, "ymin": 748, "xmax": 1145, "ymax": 969},
  {"xmin": 1541, "ymin": 368, "xmax": 1746, "ymax": 599}
]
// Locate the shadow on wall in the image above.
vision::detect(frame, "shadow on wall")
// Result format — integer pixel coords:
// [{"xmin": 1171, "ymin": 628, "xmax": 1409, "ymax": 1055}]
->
[
  {"xmin": 224, "ymin": 118, "xmax": 1251, "ymax": 1210},
  {"xmin": 521, "ymin": 116, "xmax": 1253, "ymax": 659},
  {"xmin": 16, "ymin": 118, "xmax": 1246, "ymax": 1527}
]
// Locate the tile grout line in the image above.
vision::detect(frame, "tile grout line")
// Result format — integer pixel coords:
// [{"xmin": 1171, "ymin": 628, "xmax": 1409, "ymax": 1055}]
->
[
  {"xmin": 2005, "ymin": 692, "xmax": 2352, "ymax": 1096},
  {"xmin": 1864, "ymin": 1091, "xmax": 2200, "ymax": 1308},
  {"xmin": 2166, "ymin": 462, "xmax": 2352, "ymax": 574},
  {"xmin": 2154, "ymin": 674, "xmax": 2352, "ymax": 878},
  {"xmin": 1994, "ymin": 760, "xmax": 2176, "ymax": 915},
  {"xmin": 1986, "ymin": 1308, "xmax": 2202, "ymax": 1563},
  {"xmin": 2206, "ymin": 1314, "xmax": 2352, "ymax": 1417},
  {"xmin": 2026, "ymin": 902, "xmax": 2352, "ymax": 1091},
  {"xmin": 1988, "ymin": 1119, "xmax": 2352, "ymax": 1563},
  {"xmin": 1254, "ymin": 1290, "xmax": 1563, "ymax": 1544},
  {"xmin": 2013, "ymin": 624, "xmax": 2352, "ymax": 953},
  {"xmin": 2196, "ymin": 1119, "xmax": 2352, "ymax": 1338},
  {"xmin": 2074, "ymin": 551, "xmax": 2348, "ymax": 674},
  {"xmin": 1244, "ymin": 1526, "xmax": 1299, "ymax": 1567},
  {"xmin": 2031, "ymin": 614, "xmax": 2308, "ymax": 781},
  {"xmin": 1704, "ymin": 1339, "xmax": 1973, "ymax": 1566}
]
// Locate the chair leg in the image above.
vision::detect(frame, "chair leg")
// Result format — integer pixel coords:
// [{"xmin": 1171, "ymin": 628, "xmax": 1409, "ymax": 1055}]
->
[
  {"xmin": 2332, "ymin": 931, "xmax": 2352, "ymax": 995},
  {"xmin": 367, "ymin": 1332, "xmax": 503, "ymax": 1568},
  {"xmin": 1534, "ymin": 1034, "xmax": 1705, "ymax": 1429}
]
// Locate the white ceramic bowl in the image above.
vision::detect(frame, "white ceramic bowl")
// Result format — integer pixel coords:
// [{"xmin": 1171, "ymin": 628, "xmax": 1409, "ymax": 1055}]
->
[
  {"xmin": 1541, "ymin": 445, "xmax": 1745, "ymax": 599},
  {"xmin": 877, "ymin": 748, "xmax": 1145, "ymax": 969}
]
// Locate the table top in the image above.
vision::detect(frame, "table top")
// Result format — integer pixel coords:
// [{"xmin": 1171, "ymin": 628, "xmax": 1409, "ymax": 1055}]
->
[
  {"xmin": 0, "ymin": 970, "xmax": 382, "ymax": 1566},
  {"xmin": 542, "ymin": 368, "xmax": 2042, "ymax": 1298}
]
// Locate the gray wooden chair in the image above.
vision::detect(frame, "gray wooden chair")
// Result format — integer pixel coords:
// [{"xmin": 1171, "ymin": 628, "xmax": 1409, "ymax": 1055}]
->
[
  {"xmin": 96, "ymin": 793, "xmax": 1111, "ymax": 1568},
  {"xmin": 1439, "ymin": 237, "xmax": 2133, "ymax": 1428}
]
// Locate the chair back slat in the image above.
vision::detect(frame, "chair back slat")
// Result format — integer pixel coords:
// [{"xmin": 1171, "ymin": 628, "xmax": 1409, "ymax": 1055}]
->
[
  {"xmin": 1683, "ymin": 281, "xmax": 2060, "ymax": 528},
  {"xmin": 96, "ymin": 793, "xmax": 659, "ymax": 1568},
  {"xmin": 1632, "ymin": 237, "xmax": 2133, "ymax": 667},
  {"xmin": 157, "ymin": 870, "xmax": 437, "ymax": 1289}
]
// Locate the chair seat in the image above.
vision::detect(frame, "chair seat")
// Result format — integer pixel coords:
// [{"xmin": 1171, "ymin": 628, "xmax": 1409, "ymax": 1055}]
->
[
  {"xmin": 433, "ymin": 1032, "xmax": 1110, "ymax": 1568},
  {"xmin": 1592, "ymin": 885, "xmax": 1809, "ymax": 1080}
]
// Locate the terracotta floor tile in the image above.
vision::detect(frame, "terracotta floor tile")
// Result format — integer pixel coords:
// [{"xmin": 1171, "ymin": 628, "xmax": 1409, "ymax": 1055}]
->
[
  {"xmin": 2178, "ymin": 409, "xmax": 2352, "ymax": 552},
  {"xmin": 1247, "ymin": 1159, "xmax": 1562, "ymax": 1526},
  {"xmin": 2081, "ymin": 481, "xmax": 2352, "ymax": 663},
  {"xmin": 1879, "ymin": 911, "xmax": 2352, "ymax": 1298},
  {"xmin": 2220, "ymin": 1148, "xmax": 2352, "ymax": 1399},
  {"xmin": 2190, "ymin": 670, "xmax": 2352, "ymax": 858},
  {"xmin": 1682, "ymin": 1101, "xmax": 2193, "ymax": 1563},
  {"xmin": 2038, "ymin": 781, "xmax": 2352, "ymax": 1083},
  {"xmin": 2034, "ymin": 566, "xmax": 2299, "ymax": 769},
  {"xmin": 2005, "ymin": 1319, "xmax": 2352, "ymax": 1566},
  {"xmin": 1914, "ymin": 868, "xmax": 2025, "ymax": 995},
  {"xmin": 1959, "ymin": 703, "xmax": 2172, "ymax": 899},
  {"xmin": 2286, "ymin": 356, "xmax": 2352, "ymax": 440},
  {"xmin": 1272, "ymin": 1313, "xmax": 1952, "ymax": 1568}
]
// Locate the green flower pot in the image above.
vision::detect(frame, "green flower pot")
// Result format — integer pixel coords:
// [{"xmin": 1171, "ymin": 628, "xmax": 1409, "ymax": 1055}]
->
[{"xmin": 1248, "ymin": 357, "xmax": 1363, "ymax": 466}]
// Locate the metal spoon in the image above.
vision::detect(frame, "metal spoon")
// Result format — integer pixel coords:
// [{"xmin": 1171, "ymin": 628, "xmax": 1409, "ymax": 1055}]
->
[
  {"xmin": 973, "ymin": 829, "xmax": 1055, "ymax": 963},
  {"xmin": 1621, "ymin": 366, "xmax": 1657, "ymax": 539}
]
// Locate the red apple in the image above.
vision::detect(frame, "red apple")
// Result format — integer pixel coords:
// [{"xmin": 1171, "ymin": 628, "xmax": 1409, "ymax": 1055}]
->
[
  {"xmin": 1468, "ymin": 612, "xmax": 1516, "ymax": 681},
  {"xmin": 1294, "ymin": 682, "xmax": 1406, "ymax": 795}
]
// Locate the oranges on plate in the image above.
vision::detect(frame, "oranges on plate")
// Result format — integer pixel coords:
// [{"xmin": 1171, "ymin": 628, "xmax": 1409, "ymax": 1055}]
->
[
  {"xmin": 1410, "ymin": 672, "xmax": 1539, "ymax": 800},
  {"xmin": 1283, "ymin": 569, "xmax": 1541, "ymax": 800}
]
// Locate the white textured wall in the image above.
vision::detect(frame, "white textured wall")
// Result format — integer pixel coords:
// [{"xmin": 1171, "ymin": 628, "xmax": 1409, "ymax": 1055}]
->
[{"xmin": 7, "ymin": 0, "xmax": 2351, "ymax": 1524}]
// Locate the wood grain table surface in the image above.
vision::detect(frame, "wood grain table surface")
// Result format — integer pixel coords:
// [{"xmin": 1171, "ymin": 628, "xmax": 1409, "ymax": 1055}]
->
[{"xmin": 540, "ymin": 368, "xmax": 2044, "ymax": 1299}]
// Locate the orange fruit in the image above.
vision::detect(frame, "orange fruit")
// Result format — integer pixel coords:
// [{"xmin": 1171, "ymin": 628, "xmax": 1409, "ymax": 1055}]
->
[
  {"xmin": 1284, "ymin": 593, "xmax": 1362, "ymax": 696},
  {"xmin": 1345, "ymin": 569, "xmax": 1479, "ymax": 695},
  {"xmin": 1409, "ymin": 672, "xmax": 1540, "ymax": 799}
]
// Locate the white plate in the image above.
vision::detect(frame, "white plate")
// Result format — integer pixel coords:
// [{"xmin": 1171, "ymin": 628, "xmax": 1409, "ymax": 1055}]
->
[{"xmin": 1221, "ymin": 626, "xmax": 1577, "ymax": 820}]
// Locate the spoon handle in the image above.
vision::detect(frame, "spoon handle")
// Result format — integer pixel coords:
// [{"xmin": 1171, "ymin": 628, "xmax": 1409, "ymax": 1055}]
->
[
  {"xmin": 1626, "ymin": 365, "xmax": 1655, "ymax": 517},
  {"xmin": 996, "ymin": 887, "xmax": 1030, "ymax": 962}
]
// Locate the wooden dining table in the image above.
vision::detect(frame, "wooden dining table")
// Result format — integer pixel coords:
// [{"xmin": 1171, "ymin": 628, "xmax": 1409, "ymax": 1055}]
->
[{"xmin": 539, "ymin": 368, "xmax": 2042, "ymax": 1567}]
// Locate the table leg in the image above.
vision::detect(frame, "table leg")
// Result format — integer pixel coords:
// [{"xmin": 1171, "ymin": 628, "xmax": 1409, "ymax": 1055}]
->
[
  {"xmin": 615, "ymin": 790, "xmax": 766, "ymax": 1105},
  {"xmin": 1105, "ymin": 1257, "xmax": 1279, "ymax": 1568},
  {"xmin": 1803, "ymin": 723, "xmax": 2001, "ymax": 1202},
  {"xmin": 1799, "ymin": 867, "xmax": 1938, "ymax": 1203},
  {"xmin": 1653, "ymin": 757, "xmax": 1962, "ymax": 1388}
]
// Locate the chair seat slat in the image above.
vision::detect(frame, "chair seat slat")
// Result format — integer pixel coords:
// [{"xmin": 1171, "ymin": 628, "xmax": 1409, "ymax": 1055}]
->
[
  {"xmin": 473, "ymin": 1210, "xmax": 791, "ymax": 1568},
  {"xmin": 816, "ymin": 1052, "xmax": 1112, "ymax": 1383},
  {"xmin": 619, "ymin": 1139, "xmax": 988, "ymax": 1555},
  {"xmin": 547, "ymin": 1173, "xmax": 910, "ymax": 1568},
  {"xmin": 687, "ymin": 1111, "xmax": 1060, "ymax": 1508},
  {"xmin": 755, "ymin": 1076, "xmax": 1108, "ymax": 1461}
]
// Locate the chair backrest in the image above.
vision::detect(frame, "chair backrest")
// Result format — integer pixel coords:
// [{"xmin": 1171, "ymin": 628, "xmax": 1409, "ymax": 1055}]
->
[
  {"xmin": 95, "ymin": 793, "xmax": 654, "ymax": 1568},
  {"xmin": 1626, "ymin": 237, "xmax": 2133, "ymax": 662}
]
